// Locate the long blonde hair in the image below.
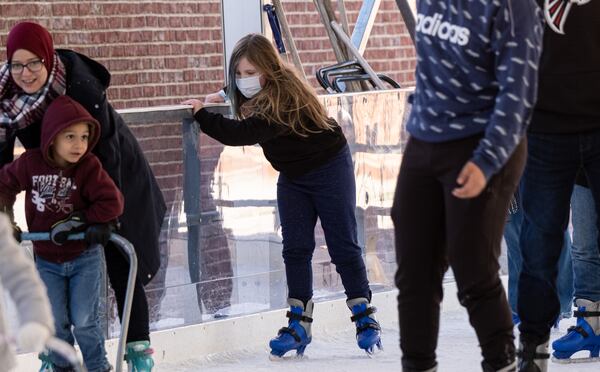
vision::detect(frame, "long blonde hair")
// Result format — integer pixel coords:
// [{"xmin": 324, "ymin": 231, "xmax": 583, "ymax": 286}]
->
[{"xmin": 227, "ymin": 34, "xmax": 335, "ymax": 136}]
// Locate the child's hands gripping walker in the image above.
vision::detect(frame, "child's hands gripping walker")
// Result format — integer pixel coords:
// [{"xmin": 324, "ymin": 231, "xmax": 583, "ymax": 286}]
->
[{"xmin": 49, "ymin": 212, "xmax": 116, "ymax": 247}]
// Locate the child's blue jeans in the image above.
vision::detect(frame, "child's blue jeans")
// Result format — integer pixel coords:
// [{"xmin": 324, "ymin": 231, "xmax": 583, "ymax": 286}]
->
[{"xmin": 36, "ymin": 245, "xmax": 111, "ymax": 372}]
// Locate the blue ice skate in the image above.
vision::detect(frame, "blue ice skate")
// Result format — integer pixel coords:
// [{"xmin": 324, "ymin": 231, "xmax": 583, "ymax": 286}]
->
[
  {"xmin": 269, "ymin": 298, "xmax": 313, "ymax": 359},
  {"xmin": 512, "ymin": 312, "xmax": 521, "ymax": 326},
  {"xmin": 347, "ymin": 297, "xmax": 382, "ymax": 355},
  {"xmin": 125, "ymin": 341, "xmax": 154, "ymax": 371},
  {"xmin": 552, "ymin": 299, "xmax": 600, "ymax": 363}
]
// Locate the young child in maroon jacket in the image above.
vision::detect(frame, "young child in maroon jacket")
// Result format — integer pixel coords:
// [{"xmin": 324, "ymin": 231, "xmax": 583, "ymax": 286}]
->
[{"xmin": 0, "ymin": 95, "xmax": 123, "ymax": 372}]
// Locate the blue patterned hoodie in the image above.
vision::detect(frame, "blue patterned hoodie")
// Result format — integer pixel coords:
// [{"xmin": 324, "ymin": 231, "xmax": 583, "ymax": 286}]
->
[{"xmin": 407, "ymin": 0, "xmax": 544, "ymax": 180}]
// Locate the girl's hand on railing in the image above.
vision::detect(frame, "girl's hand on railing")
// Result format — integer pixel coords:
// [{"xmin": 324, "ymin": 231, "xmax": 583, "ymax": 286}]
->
[{"xmin": 181, "ymin": 99, "xmax": 204, "ymax": 114}]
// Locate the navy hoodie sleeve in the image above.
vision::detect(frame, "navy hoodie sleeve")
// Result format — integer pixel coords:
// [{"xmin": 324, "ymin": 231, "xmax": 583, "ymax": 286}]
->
[
  {"xmin": 471, "ymin": 1, "xmax": 543, "ymax": 179},
  {"xmin": 79, "ymin": 155, "xmax": 124, "ymax": 223}
]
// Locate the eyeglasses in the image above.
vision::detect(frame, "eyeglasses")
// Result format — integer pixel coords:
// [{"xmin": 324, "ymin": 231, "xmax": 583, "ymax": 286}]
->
[{"xmin": 8, "ymin": 59, "xmax": 45, "ymax": 74}]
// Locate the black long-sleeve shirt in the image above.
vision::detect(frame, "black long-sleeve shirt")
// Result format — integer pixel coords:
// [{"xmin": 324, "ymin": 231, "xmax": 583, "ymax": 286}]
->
[
  {"xmin": 530, "ymin": 0, "xmax": 600, "ymax": 133},
  {"xmin": 194, "ymin": 108, "xmax": 347, "ymax": 178}
]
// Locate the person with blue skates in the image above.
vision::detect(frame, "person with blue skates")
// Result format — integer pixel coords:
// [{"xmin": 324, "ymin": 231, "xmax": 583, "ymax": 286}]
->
[
  {"xmin": 503, "ymin": 186, "xmax": 574, "ymax": 327},
  {"xmin": 552, "ymin": 177, "xmax": 600, "ymax": 364},
  {"xmin": 183, "ymin": 33, "xmax": 381, "ymax": 359},
  {"xmin": 516, "ymin": 1, "xmax": 600, "ymax": 370},
  {"xmin": 391, "ymin": 0, "xmax": 543, "ymax": 371}
]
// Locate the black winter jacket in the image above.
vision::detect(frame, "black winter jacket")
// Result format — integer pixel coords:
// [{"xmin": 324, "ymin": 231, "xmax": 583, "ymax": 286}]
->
[{"xmin": 0, "ymin": 50, "xmax": 166, "ymax": 284}]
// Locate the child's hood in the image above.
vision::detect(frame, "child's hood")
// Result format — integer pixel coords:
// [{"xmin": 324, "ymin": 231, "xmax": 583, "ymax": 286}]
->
[{"xmin": 41, "ymin": 95, "xmax": 100, "ymax": 164}]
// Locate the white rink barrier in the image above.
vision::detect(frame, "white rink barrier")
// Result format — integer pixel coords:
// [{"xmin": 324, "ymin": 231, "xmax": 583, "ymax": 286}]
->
[{"xmin": 15, "ymin": 279, "xmax": 476, "ymax": 370}]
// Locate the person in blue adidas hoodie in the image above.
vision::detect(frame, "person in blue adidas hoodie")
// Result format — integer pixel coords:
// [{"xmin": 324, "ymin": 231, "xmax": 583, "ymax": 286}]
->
[{"xmin": 391, "ymin": 1, "xmax": 543, "ymax": 371}]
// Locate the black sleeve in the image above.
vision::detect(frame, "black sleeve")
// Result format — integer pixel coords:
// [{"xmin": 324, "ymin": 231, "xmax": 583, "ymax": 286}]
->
[
  {"xmin": 61, "ymin": 50, "xmax": 122, "ymax": 188},
  {"xmin": 90, "ymin": 99, "xmax": 122, "ymax": 188},
  {"xmin": 0, "ymin": 134, "xmax": 16, "ymax": 167},
  {"xmin": 194, "ymin": 108, "xmax": 281, "ymax": 146},
  {"xmin": 575, "ymin": 169, "xmax": 589, "ymax": 188},
  {"xmin": 68, "ymin": 89, "xmax": 121, "ymax": 188}
]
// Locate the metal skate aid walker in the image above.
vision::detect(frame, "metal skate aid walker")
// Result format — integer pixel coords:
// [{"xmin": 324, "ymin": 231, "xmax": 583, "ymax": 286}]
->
[{"xmin": 21, "ymin": 231, "xmax": 138, "ymax": 372}]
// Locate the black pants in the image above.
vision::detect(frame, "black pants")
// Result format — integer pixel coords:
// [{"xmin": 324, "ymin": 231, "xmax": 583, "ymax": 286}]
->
[
  {"xmin": 105, "ymin": 242, "xmax": 150, "ymax": 343},
  {"xmin": 391, "ymin": 135, "xmax": 526, "ymax": 370}
]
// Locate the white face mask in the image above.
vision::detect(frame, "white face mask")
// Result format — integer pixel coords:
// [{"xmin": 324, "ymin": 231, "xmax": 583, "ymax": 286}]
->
[{"xmin": 236, "ymin": 75, "xmax": 262, "ymax": 98}]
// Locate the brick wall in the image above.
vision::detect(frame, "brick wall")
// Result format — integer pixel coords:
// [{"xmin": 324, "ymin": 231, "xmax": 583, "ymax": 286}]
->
[
  {"xmin": 0, "ymin": 0, "xmax": 416, "ymax": 109},
  {"xmin": 0, "ymin": 0, "xmax": 416, "ymax": 259},
  {"xmin": 1, "ymin": 2, "xmax": 413, "ymax": 319}
]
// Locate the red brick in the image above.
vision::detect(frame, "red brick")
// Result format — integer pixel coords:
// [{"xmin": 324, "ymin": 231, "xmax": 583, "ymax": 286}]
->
[{"xmin": 0, "ymin": 0, "xmax": 415, "ymax": 107}]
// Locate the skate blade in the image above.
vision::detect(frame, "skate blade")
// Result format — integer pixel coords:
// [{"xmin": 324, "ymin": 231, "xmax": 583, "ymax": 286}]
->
[
  {"xmin": 364, "ymin": 340, "xmax": 384, "ymax": 358},
  {"xmin": 552, "ymin": 356, "xmax": 600, "ymax": 364},
  {"xmin": 269, "ymin": 352, "xmax": 308, "ymax": 361}
]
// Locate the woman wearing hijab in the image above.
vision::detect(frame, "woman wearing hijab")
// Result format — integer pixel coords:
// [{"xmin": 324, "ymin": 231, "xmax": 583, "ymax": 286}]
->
[{"xmin": 0, "ymin": 21, "xmax": 165, "ymax": 371}]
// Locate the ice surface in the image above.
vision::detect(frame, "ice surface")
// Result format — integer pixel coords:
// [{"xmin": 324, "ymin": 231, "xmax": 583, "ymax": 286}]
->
[{"xmin": 161, "ymin": 309, "xmax": 599, "ymax": 372}]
